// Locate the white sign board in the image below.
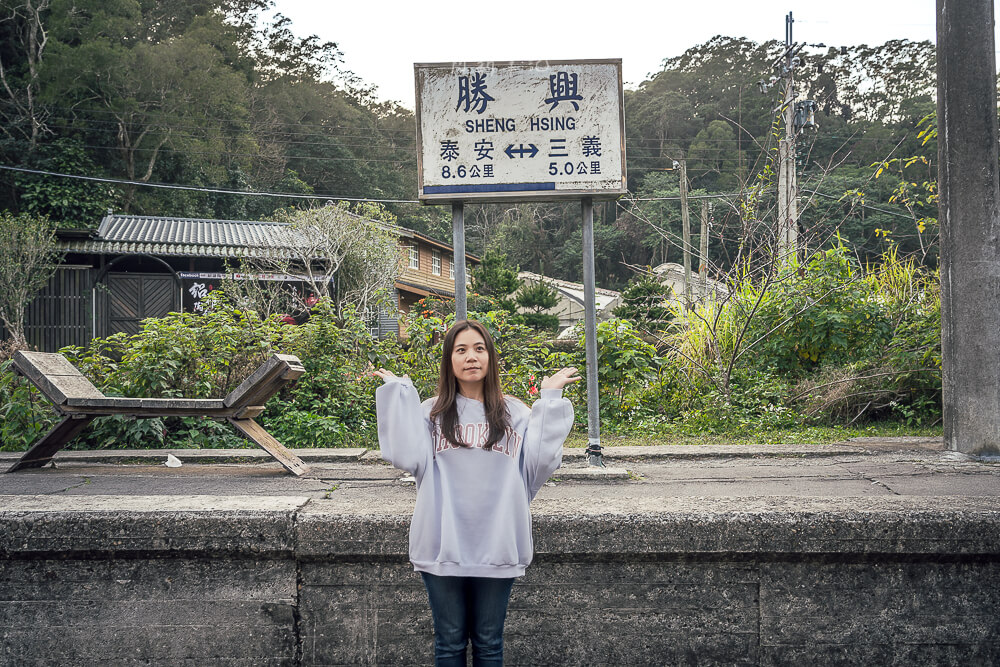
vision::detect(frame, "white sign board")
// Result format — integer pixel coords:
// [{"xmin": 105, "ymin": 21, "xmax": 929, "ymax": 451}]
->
[{"xmin": 415, "ymin": 59, "xmax": 626, "ymax": 203}]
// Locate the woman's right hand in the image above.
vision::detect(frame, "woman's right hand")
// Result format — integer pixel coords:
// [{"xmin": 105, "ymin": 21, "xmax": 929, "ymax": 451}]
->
[{"xmin": 371, "ymin": 367, "xmax": 397, "ymax": 382}]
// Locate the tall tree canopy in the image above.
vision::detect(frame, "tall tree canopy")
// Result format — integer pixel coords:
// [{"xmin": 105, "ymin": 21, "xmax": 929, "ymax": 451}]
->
[
  {"xmin": 0, "ymin": 0, "xmax": 415, "ymax": 224},
  {"xmin": 0, "ymin": 11, "xmax": 938, "ymax": 287}
]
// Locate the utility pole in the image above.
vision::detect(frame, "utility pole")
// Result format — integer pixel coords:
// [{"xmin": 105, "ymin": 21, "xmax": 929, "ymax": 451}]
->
[
  {"xmin": 679, "ymin": 158, "xmax": 692, "ymax": 309},
  {"xmin": 776, "ymin": 11, "xmax": 798, "ymax": 264},
  {"xmin": 759, "ymin": 14, "xmax": 825, "ymax": 266},
  {"xmin": 699, "ymin": 201, "xmax": 710, "ymax": 300}
]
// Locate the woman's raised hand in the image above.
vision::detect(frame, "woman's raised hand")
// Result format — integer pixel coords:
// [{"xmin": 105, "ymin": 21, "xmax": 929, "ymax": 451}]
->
[
  {"xmin": 539, "ymin": 367, "xmax": 582, "ymax": 390},
  {"xmin": 370, "ymin": 367, "xmax": 397, "ymax": 381}
]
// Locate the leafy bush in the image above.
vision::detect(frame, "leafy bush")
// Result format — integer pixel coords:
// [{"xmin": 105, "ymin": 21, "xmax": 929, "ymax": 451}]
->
[
  {"xmin": 552, "ymin": 319, "xmax": 660, "ymax": 425},
  {"xmin": 0, "ymin": 246, "xmax": 945, "ymax": 451},
  {"xmin": 0, "ymin": 355, "xmax": 57, "ymax": 452},
  {"xmin": 745, "ymin": 245, "xmax": 893, "ymax": 374},
  {"xmin": 791, "ymin": 250, "xmax": 941, "ymax": 425},
  {"xmin": 266, "ymin": 301, "xmax": 389, "ymax": 446}
]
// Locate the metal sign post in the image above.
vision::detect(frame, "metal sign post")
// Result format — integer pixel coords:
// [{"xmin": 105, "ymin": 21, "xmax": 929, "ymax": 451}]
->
[
  {"xmin": 414, "ymin": 60, "xmax": 625, "ymax": 466},
  {"xmin": 452, "ymin": 203, "xmax": 467, "ymax": 321},
  {"xmin": 581, "ymin": 197, "xmax": 603, "ymax": 466}
]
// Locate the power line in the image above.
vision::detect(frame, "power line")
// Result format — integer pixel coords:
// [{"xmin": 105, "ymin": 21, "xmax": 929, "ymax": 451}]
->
[
  {"xmin": 802, "ymin": 188, "xmax": 919, "ymax": 221},
  {"xmin": 26, "ymin": 138, "xmax": 415, "ymax": 164},
  {"xmin": 35, "ymin": 115, "xmax": 417, "ymax": 145},
  {"xmin": 0, "ymin": 166, "xmax": 924, "ymax": 220},
  {"xmin": 30, "ymin": 103, "xmax": 417, "ymax": 137},
  {"xmin": 629, "ymin": 192, "xmax": 751, "ymax": 202},
  {"xmin": 629, "ymin": 189, "xmax": 921, "ymax": 222},
  {"xmin": 0, "ymin": 164, "xmax": 419, "ymax": 204}
]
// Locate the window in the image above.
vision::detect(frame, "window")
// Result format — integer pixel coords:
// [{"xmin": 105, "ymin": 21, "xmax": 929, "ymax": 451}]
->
[
  {"xmin": 408, "ymin": 244, "xmax": 419, "ymax": 270},
  {"xmin": 362, "ymin": 307, "xmax": 380, "ymax": 338},
  {"xmin": 432, "ymin": 250, "xmax": 442, "ymax": 276},
  {"xmin": 449, "ymin": 258, "xmax": 455, "ymax": 280}
]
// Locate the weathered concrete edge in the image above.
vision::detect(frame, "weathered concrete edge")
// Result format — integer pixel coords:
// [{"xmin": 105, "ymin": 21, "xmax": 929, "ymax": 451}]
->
[
  {"xmin": 3, "ymin": 495, "xmax": 996, "ymax": 559},
  {"xmin": 296, "ymin": 496, "xmax": 1000, "ymax": 558},
  {"xmin": 0, "ymin": 448, "xmax": 369, "ymax": 464},
  {"xmin": 0, "ymin": 441, "xmax": 913, "ymax": 466},
  {"xmin": 562, "ymin": 444, "xmax": 863, "ymax": 460},
  {"xmin": 0, "ymin": 495, "xmax": 310, "ymax": 557}
]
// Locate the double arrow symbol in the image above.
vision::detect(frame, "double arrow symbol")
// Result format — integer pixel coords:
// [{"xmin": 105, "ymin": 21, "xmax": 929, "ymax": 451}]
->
[{"xmin": 504, "ymin": 143, "xmax": 538, "ymax": 159}]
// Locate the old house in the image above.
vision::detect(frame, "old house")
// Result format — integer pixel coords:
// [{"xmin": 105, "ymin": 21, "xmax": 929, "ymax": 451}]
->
[
  {"xmin": 12, "ymin": 213, "xmax": 476, "ymax": 351},
  {"xmin": 515, "ymin": 271, "xmax": 621, "ymax": 336},
  {"xmin": 391, "ymin": 225, "xmax": 480, "ymax": 334},
  {"xmin": 649, "ymin": 262, "xmax": 729, "ymax": 305}
]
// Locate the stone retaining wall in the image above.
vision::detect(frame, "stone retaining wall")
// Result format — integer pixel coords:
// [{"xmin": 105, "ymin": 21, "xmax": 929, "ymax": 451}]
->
[{"xmin": 2, "ymin": 495, "xmax": 999, "ymax": 666}]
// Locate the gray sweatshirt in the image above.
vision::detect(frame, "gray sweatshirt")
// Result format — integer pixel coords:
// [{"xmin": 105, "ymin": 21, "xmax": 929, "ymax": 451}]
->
[{"xmin": 376, "ymin": 376, "xmax": 574, "ymax": 578}]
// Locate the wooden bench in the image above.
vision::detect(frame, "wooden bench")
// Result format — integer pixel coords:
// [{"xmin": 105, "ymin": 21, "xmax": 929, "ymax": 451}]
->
[{"xmin": 8, "ymin": 351, "xmax": 311, "ymax": 476}]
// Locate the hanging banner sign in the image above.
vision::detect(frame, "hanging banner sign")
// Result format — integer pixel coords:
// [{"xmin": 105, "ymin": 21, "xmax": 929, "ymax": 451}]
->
[
  {"xmin": 178, "ymin": 271, "xmax": 310, "ymax": 313},
  {"xmin": 415, "ymin": 59, "xmax": 626, "ymax": 203}
]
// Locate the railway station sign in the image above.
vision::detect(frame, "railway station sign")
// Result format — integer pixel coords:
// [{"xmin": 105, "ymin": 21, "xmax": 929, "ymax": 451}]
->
[{"xmin": 414, "ymin": 59, "xmax": 626, "ymax": 203}]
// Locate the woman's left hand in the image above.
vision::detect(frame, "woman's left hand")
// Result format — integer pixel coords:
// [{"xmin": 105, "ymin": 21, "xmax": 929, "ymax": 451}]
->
[{"xmin": 540, "ymin": 367, "xmax": 582, "ymax": 390}]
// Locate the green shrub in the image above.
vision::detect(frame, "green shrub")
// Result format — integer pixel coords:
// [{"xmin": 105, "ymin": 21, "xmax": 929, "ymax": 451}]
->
[
  {"xmin": 264, "ymin": 409, "xmax": 352, "ymax": 448},
  {"xmin": 0, "ymin": 357, "xmax": 57, "ymax": 451},
  {"xmin": 552, "ymin": 319, "xmax": 660, "ymax": 424},
  {"xmin": 745, "ymin": 245, "xmax": 894, "ymax": 374},
  {"xmin": 792, "ymin": 252, "xmax": 941, "ymax": 426},
  {"xmin": 0, "ymin": 246, "xmax": 945, "ymax": 451},
  {"xmin": 266, "ymin": 301, "xmax": 387, "ymax": 446}
]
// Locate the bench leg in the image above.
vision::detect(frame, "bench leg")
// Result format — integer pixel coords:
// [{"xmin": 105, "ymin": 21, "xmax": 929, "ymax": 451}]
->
[
  {"xmin": 6, "ymin": 415, "xmax": 95, "ymax": 473},
  {"xmin": 229, "ymin": 418, "xmax": 311, "ymax": 477}
]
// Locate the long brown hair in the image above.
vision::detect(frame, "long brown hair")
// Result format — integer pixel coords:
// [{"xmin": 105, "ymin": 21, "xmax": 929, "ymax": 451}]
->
[{"xmin": 430, "ymin": 320, "xmax": 510, "ymax": 450}]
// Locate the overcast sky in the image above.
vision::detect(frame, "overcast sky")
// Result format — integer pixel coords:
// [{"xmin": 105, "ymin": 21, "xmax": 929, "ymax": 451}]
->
[{"xmin": 268, "ymin": 1, "xmax": 960, "ymax": 110}]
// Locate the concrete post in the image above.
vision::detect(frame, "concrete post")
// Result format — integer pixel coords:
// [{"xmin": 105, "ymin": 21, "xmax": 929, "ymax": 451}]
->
[
  {"xmin": 679, "ymin": 159, "xmax": 692, "ymax": 309},
  {"xmin": 700, "ymin": 201, "xmax": 710, "ymax": 300},
  {"xmin": 777, "ymin": 75, "xmax": 798, "ymax": 263},
  {"xmin": 937, "ymin": 0, "xmax": 1000, "ymax": 456}
]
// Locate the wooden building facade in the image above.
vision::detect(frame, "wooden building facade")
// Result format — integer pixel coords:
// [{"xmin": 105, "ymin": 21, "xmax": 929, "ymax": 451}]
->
[
  {"xmin": 9, "ymin": 214, "xmax": 477, "ymax": 351},
  {"xmin": 393, "ymin": 226, "xmax": 479, "ymax": 332}
]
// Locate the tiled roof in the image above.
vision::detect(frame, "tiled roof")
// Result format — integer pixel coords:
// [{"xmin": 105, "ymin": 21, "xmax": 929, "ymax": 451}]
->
[
  {"xmin": 57, "ymin": 213, "xmax": 478, "ymax": 262},
  {"xmin": 517, "ymin": 271, "xmax": 621, "ymax": 299},
  {"xmin": 58, "ymin": 214, "xmax": 314, "ymax": 259},
  {"xmin": 98, "ymin": 214, "xmax": 290, "ymax": 246}
]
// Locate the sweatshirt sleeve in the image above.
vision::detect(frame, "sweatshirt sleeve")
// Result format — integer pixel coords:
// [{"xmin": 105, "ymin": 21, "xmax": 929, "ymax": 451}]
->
[
  {"xmin": 521, "ymin": 387, "xmax": 575, "ymax": 500},
  {"xmin": 375, "ymin": 375, "xmax": 432, "ymax": 478}
]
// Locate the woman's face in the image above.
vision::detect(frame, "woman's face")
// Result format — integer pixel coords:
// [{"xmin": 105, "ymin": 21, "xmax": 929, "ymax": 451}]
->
[{"xmin": 451, "ymin": 327, "xmax": 490, "ymax": 386}]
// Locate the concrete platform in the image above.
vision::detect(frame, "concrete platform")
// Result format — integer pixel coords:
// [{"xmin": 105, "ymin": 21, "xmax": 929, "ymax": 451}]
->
[{"xmin": 2, "ymin": 438, "xmax": 999, "ymax": 665}]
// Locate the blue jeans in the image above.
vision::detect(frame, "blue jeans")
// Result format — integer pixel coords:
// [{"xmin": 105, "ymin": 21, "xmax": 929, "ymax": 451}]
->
[{"xmin": 420, "ymin": 572, "xmax": 515, "ymax": 667}]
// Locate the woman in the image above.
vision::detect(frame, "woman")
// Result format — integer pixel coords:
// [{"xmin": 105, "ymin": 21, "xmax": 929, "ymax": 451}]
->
[{"xmin": 373, "ymin": 319, "xmax": 579, "ymax": 667}]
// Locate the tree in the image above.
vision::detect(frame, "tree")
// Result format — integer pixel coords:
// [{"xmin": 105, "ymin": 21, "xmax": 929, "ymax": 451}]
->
[
  {"xmin": 0, "ymin": 0, "xmax": 417, "ymax": 221},
  {"xmin": 0, "ymin": 211, "xmax": 60, "ymax": 348},
  {"xmin": 515, "ymin": 280, "xmax": 560, "ymax": 333},
  {"xmin": 47, "ymin": 19, "xmax": 251, "ymax": 211},
  {"xmin": 688, "ymin": 120, "xmax": 739, "ymax": 190},
  {"xmin": 0, "ymin": 0, "xmax": 51, "ymax": 148},
  {"xmin": 250, "ymin": 202, "xmax": 401, "ymax": 316},
  {"xmin": 15, "ymin": 137, "xmax": 116, "ymax": 225},
  {"xmin": 613, "ymin": 272, "xmax": 674, "ymax": 331},
  {"xmin": 470, "ymin": 250, "xmax": 520, "ymax": 312}
]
